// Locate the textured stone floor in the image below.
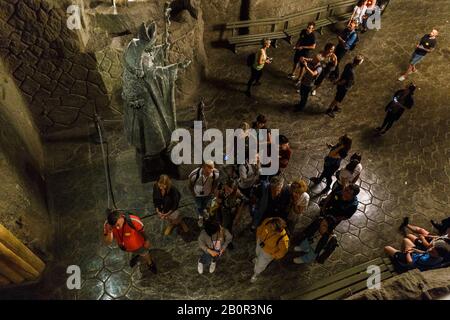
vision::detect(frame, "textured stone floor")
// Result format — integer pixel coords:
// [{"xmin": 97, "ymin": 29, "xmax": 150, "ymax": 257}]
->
[{"xmin": 5, "ymin": 0, "xmax": 450, "ymax": 299}]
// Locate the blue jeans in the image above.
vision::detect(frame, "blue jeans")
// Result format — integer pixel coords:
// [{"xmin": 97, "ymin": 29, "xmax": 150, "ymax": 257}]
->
[
  {"xmin": 410, "ymin": 53, "xmax": 425, "ymax": 66},
  {"xmin": 194, "ymin": 196, "xmax": 212, "ymax": 217},
  {"xmin": 199, "ymin": 252, "xmax": 217, "ymax": 266}
]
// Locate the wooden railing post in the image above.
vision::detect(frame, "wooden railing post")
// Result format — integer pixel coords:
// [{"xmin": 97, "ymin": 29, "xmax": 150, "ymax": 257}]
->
[{"xmin": 0, "ymin": 224, "xmax": 45, "ymax": 286}]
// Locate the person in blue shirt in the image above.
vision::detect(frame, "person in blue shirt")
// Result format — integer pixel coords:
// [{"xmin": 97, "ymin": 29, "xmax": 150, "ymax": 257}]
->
[
  {"xmin": 385, "ymin": 238, "xmax": 448, "ymax": 271},
  {"xmin": 329, "ymin": 19, "xmax": 359, "ymax": 81}
]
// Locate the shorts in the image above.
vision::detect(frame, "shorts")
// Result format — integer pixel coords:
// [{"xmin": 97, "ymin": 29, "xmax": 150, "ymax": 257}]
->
[
  {"xmin": 131, "ymin": 246, "xmax": 149, "ymax": 256},
  {"xmin": 410, "ymin": 53, "xmax": 425, "ymax": 66},
  {"xmin": 335, "ymin": 85, "xmax": 348, "ymax": 103}
]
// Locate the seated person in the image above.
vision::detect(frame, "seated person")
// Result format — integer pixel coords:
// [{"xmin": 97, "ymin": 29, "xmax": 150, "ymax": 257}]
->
[
  {"xmin": 279, "ymin": 135, "xmax": 292, "ymax": 172},
  {"xmin": 398, "ymin": 218, "xmax": 450, "ymax": 255},
  {"xmin": 384, "ymin": 238, "xmax": 449, "ymax": 271},
  {"xmin": 297, "ymin": 185, "xmax": 360, "ymax": 244}
]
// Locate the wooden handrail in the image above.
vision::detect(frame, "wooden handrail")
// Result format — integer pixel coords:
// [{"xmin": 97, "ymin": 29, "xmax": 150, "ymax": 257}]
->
[{"xmin": 0, "ymin": 224, "xmax": 45, "ymax": 286}]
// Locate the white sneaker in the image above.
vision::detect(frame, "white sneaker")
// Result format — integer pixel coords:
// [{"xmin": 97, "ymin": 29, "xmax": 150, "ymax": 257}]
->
[
  {"xmin": 209, "ymin": 262, "xmax": 216, "ymax": 273},
  {"xmin": 198, "ymin": 262, "xmax": 204, "ymax": 274},
  {"xmin": 250, "ymin": 274, "xmax": 258, "ymax": 283},
  {"xmin": 311, "ymin": 90, "xmax": 317, "ymax": 96},
  {"xmin": 398, "ymin": 75, "xmax": 406, "ymax": 81},
  {"xmin": 198, "ymin": 216, "xmax": 204, "ymax": 227},
  {"xmin": 294, "ymin": 246, "xmax": 303, "ymax": 252},
  {"xmin": 293, "ymin": 257, "xmax": 306, "ymax": 264}
]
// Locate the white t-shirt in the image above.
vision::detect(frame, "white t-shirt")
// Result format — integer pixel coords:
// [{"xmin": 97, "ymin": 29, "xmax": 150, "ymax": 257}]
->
[
  {"xmin": 339, "ymin": 163, "xmax": 362, "ymax": 186},
  {"xmin": 353, "ymin": 5, "xmax": 367, "ymax": 24}
]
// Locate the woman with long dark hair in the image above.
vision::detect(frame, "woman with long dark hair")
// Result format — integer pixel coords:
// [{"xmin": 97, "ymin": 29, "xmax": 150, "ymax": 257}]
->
[
  {"xmin": 376, "ymin": 83, "xmax": 416, "ymax": 134},
  {"xmin": 311, "ymin": 134, "xmax": 353, "ymax": 194}
]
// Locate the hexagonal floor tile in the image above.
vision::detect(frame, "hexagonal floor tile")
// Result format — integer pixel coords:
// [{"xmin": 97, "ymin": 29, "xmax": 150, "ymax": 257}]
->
[{"xmin": 104, "ymin": 271, "xmax": 132, "ymax": 299}]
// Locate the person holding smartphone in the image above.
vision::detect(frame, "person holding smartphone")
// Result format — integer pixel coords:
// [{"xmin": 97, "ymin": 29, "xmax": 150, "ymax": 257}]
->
[
  {"xmin": 398, "ymin": 29, "xmax": 438, "ymax": 81},
  {"xmin": 245, "ymin": 39, "xmax": 272, "ymax": 97}
]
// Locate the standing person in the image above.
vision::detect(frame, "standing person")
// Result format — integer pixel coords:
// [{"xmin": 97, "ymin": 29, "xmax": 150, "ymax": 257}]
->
[
  {"xmin": 238, "ymin": 154, "xmax": 261, "ymax": 198},
  {"xmin": 312, "ymin": 43, "xmax": 338, "ymax": 96},
  {"xmin": 278, "ymin": 135, "xmax": 292, "ymax": 172},
  {"xmin": 214, "ymin": 179, "xmax": 247, "ymax": 248},
  {"xmin": 332, "ymin": 153, "xmax": 363, "ymax": 192},
  {"xmin": 251, "ymin": 217, "xmax": 289, "ymax": 283},
  {"xmin": 295, "ymin": 54, "xmax": 323, "ymax": 112},
  {"xmin": 329, "ymin": 19, "xmax": 358, "ymax": 80},
  {"xmin": 361, "ymin": 0, "xmax": 377, "ymax": 33},
  {"xmin": 297, "ymin": 185, "xmax": 360, "ymax": 243},
  {"xmin": 188, "ymin": 161, "xmax": 220, "ymax": 227},
  {"xmin": 398, "ymin": 29, "xmax": 438, "ymax": 81},
  {"xmin": 103, "ymin": 209, "xmax": 157, "ymax": 273},
  {"xmin": 153, "ymin": 175, "xmax": 189, "ymax": 236},
  {"xmin": 326, "ymin": 55, "xmax": 364, "ymax": 118},
  {"xmin": 311, "ymin": 134, "xmax": 352, "ymax": 194},
  {"xmin": 289, "ymin": 22, "xmax": 317, "ymax": 80},
  {"xmin": 197, "ymin": 219, "xmax": 232, "ymax": 274},
  {"xmin": 252, "ymin": 176, "xmax": 291, "ymax": 229},
  {"xmin": 287, "ymin": 179, "xmax": 310, "ymax": 234},
  {"xmin": 245, "ymin": 39, "xmax": 272, "ymax": 97},
  {"xmin": 252, "ymin": 114, "xmax": 272, "ymax": 181},
  {"xmin": 349, "ymin": 0, "xmax": 368, "ymax": 26},
  {"xmin": 375, "ymin": 83, "xmax": 416, "ymax": 134}
]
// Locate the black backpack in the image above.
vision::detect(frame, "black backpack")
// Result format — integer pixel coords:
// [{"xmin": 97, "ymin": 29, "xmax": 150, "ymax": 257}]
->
[{"xmin": 246, "ymin": 52, "xmax": 256, "ymax": 67}]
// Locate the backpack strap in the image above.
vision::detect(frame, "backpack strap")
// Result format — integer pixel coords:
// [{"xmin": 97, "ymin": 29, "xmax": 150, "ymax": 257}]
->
[{"xmin": 122, "ymin": 211, "xmax": 137, "ymax": 230}]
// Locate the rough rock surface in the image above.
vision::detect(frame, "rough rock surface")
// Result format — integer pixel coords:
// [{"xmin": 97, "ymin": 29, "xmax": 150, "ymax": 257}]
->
[
  {"xmin": 0, "ymin": 60, "xmax": 51, "ymax": 259},
  {"xmin": 348, "ymin": 268, "xmax": 450, "ymax": 300}
]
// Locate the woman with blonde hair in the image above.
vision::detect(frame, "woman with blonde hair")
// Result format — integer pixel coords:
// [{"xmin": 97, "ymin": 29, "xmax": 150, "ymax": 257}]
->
[
  {"xmin": 153, "ymin": 175, "xmax": 189, "ymax": 236},
  {"xmin": 287, "ymin": 179, "xmax": 310, "ymax": 233},
  {"xmin": 245, "ymin": 38, "xmax": 272, "ymax": 97}
]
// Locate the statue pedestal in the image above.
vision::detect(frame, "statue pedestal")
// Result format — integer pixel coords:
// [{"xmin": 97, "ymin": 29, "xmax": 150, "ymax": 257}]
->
[{"xmin": 137, "ymin": 149, "xmax": 179, "ymax": 183}]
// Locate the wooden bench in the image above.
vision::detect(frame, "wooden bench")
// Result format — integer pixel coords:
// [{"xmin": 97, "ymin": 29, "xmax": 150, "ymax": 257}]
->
[
  {"xmin": 226, "ymin": 18, "xmax": 285, "ymax": 53},
  {"xmin": 327, "ymin": 0, "xmax": 357, "ymax": 24},
  {"xmin": 283, "ymin": 5, "xmax": 331, "ymax": 43},
  {"xmin": 281, "ymin": 257, "xmax": 397, "ymax": 300}
]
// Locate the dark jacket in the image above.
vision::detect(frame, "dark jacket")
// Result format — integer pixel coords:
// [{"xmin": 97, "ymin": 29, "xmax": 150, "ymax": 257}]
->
[
  {"xmin": 153, "ymin": 184, "xmax": 181, "ymax": 213},
  {"xmin": 385, "ymin": 89, "xmax": 414, "ymax": 120}
]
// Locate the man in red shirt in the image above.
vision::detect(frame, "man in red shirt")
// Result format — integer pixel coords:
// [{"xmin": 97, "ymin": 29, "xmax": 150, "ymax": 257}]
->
[{"xmin": 103, "ymin": 209, "xmax": 157, "ymax": 273}]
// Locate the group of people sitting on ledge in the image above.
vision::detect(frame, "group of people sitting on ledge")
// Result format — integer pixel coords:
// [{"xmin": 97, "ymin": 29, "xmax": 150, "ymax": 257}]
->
[{"xmin": 385, "ymin": 217, "xmax": 450, "ymax": 271}]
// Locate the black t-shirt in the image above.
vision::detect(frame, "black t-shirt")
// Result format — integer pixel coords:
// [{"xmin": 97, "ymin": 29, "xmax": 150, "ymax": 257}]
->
[
  {"xmin": 296, "ymin": 29, "xmax": 316, "ymax": 53},
  {"xmin": 414, "ymin": 34, "xmax": 437, "ymax": 56},
  {"xmin": 338, "ymin": 63, "xmax": 355, "ymax": 89}
]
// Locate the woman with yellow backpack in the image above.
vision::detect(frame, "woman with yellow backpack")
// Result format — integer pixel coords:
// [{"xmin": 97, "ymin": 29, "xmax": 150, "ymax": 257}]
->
[{"xmin": 250, "ymin": 217, "xmax": 289, "ymax": 283}]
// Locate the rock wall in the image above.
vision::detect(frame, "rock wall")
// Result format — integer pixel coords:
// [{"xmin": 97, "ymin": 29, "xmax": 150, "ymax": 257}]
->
[
  {"xmin": 249, "ymin": 0, "xmax": 329, "ymax": 19},
  {"xmin": 0, "ymin": 0, "xmax": 115, "ymax": 134},
  {"xmin": 0, "ymin": 60, "xmax": 51, "ymax": 259}
]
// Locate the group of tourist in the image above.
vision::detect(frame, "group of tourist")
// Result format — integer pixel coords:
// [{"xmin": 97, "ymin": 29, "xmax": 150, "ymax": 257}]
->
[
  {"xmin": 100, "ymin": 1, "xmax": 448, "ymax": 283},
  {"xmin": 245, "ymin": 0, "xmax": 438, "ymax": 133}
]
